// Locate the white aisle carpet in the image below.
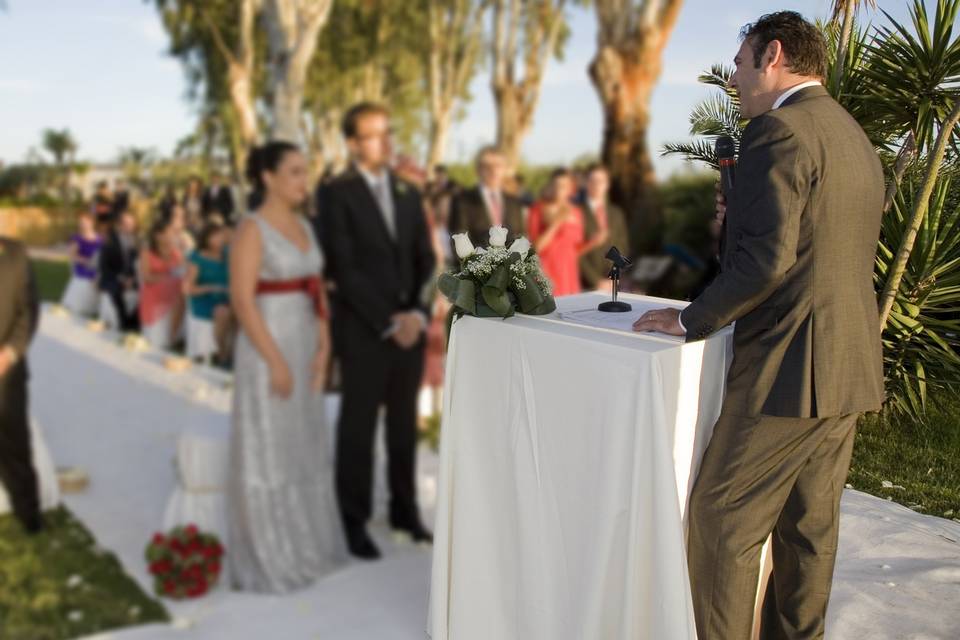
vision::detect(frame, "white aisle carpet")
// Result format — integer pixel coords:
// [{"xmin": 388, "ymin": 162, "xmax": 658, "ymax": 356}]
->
[{"xmin": 24, "ymin": 309, "xmax": 960, "ymax": 640}]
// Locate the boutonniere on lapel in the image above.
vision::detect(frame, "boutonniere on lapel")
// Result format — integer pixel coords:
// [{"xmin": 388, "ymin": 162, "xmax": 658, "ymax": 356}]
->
[{"xmin": 395, "ymin": 180, "xmax": 410, "ymax": 196}]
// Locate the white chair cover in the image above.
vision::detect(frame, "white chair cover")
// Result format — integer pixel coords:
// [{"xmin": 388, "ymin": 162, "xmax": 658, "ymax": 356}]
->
[
  {"xmin": 61, "ymin": 277, "xmax": 99, "ymax": 316},
  {"xmin": 162, "ymin": 432, "xmax": 229, "ymax": 543},
  {"xmin": 186, "ymin": 313, "xmax": 217, "ymax": 361}
]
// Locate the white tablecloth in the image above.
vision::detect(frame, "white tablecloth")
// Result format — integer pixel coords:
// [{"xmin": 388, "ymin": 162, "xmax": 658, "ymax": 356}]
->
[{"xmin": 429, "ymin": 292, "xmax": 733, "ymax": 640}]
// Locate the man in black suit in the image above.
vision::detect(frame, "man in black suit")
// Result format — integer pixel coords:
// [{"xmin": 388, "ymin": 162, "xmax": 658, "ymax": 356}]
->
[
  {"xmin": 319, "ymin": 102, "xmax": 436, "ymax": 560},
  {"xmin": 448, "ymin": 146, "xmax": 525, "ymax": 249},
  {"xmin": 111, "ymin": 179, "xmax": 130, "ymax": 220},
  {"xmin": 98, "ymin": 212, "xmax": 140, "ymax": 332},
  {"xmin": 202, "ymin": 173, "xmax": 236, "ymax": 222},
  {"xmin": 0, "ymin": 237, "xmax": 42, "ymax": 534}
]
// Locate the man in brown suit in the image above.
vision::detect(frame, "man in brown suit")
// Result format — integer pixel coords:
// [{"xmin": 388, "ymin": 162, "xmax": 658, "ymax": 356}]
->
[
  {"xmin": 578, "ymin": 164, "xmax": 631, "ymax": 291},
  {"xmin": 0, "ymin": 237, "xmax": 43, "ymax": 534},
  {"xmin": 634, "ymin": 12, "xmax": 883, "ymax": 640},
  {"xmin": 448, "ymin": 146, "xmax": 525, "ymax": 249}
]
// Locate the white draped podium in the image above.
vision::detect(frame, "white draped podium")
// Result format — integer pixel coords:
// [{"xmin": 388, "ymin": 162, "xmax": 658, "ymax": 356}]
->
[{"xmin": 429, "ymin": 292, "xmax": 734, "ymax": 640}]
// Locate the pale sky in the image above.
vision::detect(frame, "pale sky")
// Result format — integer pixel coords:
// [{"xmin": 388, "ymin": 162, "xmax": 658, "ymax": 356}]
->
[{"xmin": 0, "ymin": 0, "xmax": 917, "ymax": 178}]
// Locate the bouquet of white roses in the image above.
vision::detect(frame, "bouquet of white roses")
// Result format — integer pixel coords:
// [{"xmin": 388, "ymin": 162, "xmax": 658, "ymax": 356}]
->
[{"xmin": 438, "ymin": 226, "xmax": 556, "ymax": 319}]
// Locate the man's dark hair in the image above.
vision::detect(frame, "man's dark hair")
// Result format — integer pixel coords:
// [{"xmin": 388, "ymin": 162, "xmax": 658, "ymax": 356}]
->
[
  {"xmin": 341, "ymin": 102, "xmax": 390, "ymax": 139},
  {"xmin": 740, "ymin": 11, "xmax": 827, "ymax": 80}
]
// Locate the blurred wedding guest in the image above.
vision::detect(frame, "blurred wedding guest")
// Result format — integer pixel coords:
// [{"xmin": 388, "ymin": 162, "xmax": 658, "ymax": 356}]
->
[
  {"xmin": 320, "ymin": 102, "xmax": 436, "ymax": 559},
  {"xmin": 579, "ymin": 164, "xmax": 630, "ymax": 291},
  {"xmin": 112, "ymin": 179, "xmax": 131, "ymax": 220},
  {"xmin": 202, "ymin": 172, "xmax": 236, "ymax": 222},
  {"xmin": 183, "ymin": 221, "xmax": 232, "ymax": 364},
  {"xmin": 527, "ymin": 167, "xmax": 585, "ymax": 297},
  {"xmin": 228, "ymin": 141, "xmax": 346, "ymax": 592},
  {"xmin": 61, "ymin": 212, "xmax": 103, "ymax": 316},
  {"xmin": 158, "ymin": 184, "xmax": 178, "ymax": 220},
  {"xmin": 98, "ymin": 211, "xmax": 140, "ymax": 331},
  {"xmin": 139, "ymin": 218, "xmax": 185, "ymax": 349},
  {"xmin": 91, "ymin": 181, "xmax": 114, "ymax": 233},
  {"xmin": 0, "ymin": 236, "xmax": 43, "ymax": 534},
  {"xmin": 448, "ymin": 146, "xmax": 525, "ymax": 249},
  {"xmin": 183, "ymin": 176, "xmax": 204, "ymax": 231},
  {"xmin": 166, "ymin": 203, "xmax": 197, "ymax": 255},
  {"xmin": 511, "ymin": 173, "xmax": 535, "ymax": 207}
]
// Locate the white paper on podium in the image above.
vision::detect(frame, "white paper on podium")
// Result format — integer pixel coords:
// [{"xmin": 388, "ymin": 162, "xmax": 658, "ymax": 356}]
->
[{"xmin": 557, "ymin": 301, "xmax": 686, "ymax": 341}]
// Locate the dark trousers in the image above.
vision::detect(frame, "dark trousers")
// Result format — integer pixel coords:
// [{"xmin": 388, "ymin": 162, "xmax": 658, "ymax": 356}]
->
[
  {"xmin": 104, "ymin": 282, "xmax": 139, "ymax": 332},
  {"xmin": 335, "ymin": 337, "xmax": 424, "ymax": 531},
  {"xmin": 687, "ymin": 411, "xmax": 859, "ymax": 640},
  {"xmin": 0, "ymin": 362, "xmax": 41, "ymax": 528}
]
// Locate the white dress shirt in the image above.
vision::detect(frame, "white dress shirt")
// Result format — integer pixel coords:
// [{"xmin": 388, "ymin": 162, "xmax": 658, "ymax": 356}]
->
[{"xmin": 357, "ymin": 164, "xmax": 396, "ymax": 238}]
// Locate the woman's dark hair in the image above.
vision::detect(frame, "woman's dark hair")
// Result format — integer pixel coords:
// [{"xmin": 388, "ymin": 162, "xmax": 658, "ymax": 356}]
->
[
  {"xmin": 197, "ymin": 221, "xmax": 225, "ymax": 253},
  {"xmin": 147, "ymin": 217, "xmax": 174, "ymax": 254},
  {"xmin": 740, "ymin": 11, "xmax": 827, "ymax": 80},
  {"xmin": 550, "ymin": 167, "xmax": 573, "ymax": 183},
  {"xmin": 245, "ymin": 141, "xmax": 300, "ymax": 206}
]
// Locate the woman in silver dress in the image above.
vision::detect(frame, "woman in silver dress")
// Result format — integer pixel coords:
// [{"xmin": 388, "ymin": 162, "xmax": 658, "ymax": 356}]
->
[{"xmin": 227, "ymin": 141, "xmax": 347, "ymax": 593}]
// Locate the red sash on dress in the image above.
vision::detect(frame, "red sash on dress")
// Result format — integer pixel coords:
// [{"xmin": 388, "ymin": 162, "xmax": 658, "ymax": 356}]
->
[{"xmin": 255, "ymin": 276, "xmax": 327, "ymax": 319}]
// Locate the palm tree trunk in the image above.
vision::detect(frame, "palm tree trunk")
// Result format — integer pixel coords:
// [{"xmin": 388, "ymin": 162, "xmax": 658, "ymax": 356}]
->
[
  {"xmin": 833, "ymin": 0, "xmax": 856, "ymax": 83},
  {"xmin": 883, "ymin": 131, "xmax": 916, "ymax": 214},
  {"xmin": 878, "ymin": 100, "xmax": 960, "ymax": 328}
]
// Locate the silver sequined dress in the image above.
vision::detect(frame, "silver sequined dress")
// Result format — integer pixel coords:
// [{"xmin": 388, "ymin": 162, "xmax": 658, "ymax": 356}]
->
[{"xmin": 227, "ymin": 214, "xmax": 347, "ymax": 593}]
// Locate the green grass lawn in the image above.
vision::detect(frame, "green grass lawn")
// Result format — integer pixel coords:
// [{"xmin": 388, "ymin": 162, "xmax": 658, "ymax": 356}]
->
[
  {"xmin": 848, "ymin": 394, "xmax": 960, "ymax": 520},
  {"xmin": 0, "ymin": 507, "xmax": 168, "ymax": 640},
  {"xmin": 30, "ymin": 258, "xmax": 71, "ymax": 304}
]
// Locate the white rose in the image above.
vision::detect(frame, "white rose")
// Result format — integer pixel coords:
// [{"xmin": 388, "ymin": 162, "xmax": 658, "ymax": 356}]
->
[
  {"xmin": 489, "ymin": 226, "xmax": 509, "ymax": 248},
  {"xmin": 509, "ymin": 237, "xmax": 531, "ymax": 260},
  {"xmin": 452, "ymin": 233, "xmax": 475, "ymax": 259}
]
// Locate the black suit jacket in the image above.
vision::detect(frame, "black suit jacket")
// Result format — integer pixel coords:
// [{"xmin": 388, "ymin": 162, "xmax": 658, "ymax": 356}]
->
[
  {"xmin": 448, "ymin": 186, "xmax": 525, "ymax": 249},
  {"xmin": 202, "ymin": 186, "xmax": 235, "ymax": 219},
  {"xmin": 98, "ymin": 230, "xmax": 139, "ymax": 292},
  {"xmin": 319, "ymin": 168, "xmax": 436, "ymax": 349}
]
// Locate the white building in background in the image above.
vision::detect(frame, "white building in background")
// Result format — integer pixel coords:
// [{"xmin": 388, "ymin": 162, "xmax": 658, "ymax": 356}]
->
[{"xmin": 68, "ymin": 164, "xmax": 126, "ymax": 200}]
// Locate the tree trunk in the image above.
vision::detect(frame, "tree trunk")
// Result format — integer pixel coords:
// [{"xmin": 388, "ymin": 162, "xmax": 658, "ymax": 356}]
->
[
  {"xmin": 883, "ymin": 131, "xmax": 916, "ymax": 214},
  {"xmin": 878, "ymin": 100, "xmax": 960, "ymax": 328},
  {"xmin": 426, "ymin": 106, "xmax": 454, "ymax": 174},
  {"xmin": 228, "ymin": 66, "xmax": 258, "ymax": 147},
  {"xmin": 590, "ymin": 44, "xmax": 663, "ymax": 255},
  {"xmin": 264, "ymin": 0, "xmax": 333, "ymax": 142},
  {"xmin": 833, "ymin": 0, "xmax": 856, "ymax": 84},
  {"xmin": 493, "ymin": 85, "xmax": 529, "ymax": 172}
]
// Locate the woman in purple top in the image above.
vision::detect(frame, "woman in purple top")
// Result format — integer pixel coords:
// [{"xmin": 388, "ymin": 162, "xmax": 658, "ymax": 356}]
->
[{"xmin": 61, "ymin": 212, "xmax": 103, "ymax": 316}]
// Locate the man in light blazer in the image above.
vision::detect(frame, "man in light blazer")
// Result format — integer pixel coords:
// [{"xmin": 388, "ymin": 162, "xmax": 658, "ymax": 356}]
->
[{"xmin": 634, "ymin": 12, "xmax": 884, "ymax": 640}]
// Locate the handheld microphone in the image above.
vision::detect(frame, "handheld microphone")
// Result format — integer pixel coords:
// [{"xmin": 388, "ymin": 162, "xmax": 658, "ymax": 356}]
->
[{"xmin": 715, "ymin": 135, "xmax": 736, "ymax": 197}]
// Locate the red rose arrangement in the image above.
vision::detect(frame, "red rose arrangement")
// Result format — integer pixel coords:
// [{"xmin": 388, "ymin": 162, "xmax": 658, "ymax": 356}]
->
[{"xmin": 144, "ymin": 524, "xmax": 224, "ymax": 599}]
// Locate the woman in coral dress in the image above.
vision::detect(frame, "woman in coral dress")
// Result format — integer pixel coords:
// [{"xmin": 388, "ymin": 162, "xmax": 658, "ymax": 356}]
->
[{"xmin": 526, "ymin": 168, "xmax": 585, "ymax": 297}]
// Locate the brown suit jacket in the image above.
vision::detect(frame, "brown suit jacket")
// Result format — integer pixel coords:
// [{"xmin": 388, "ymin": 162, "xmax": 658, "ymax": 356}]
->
[
  {"xmin": 681, "ymin": 85, "xmax": 884, "ymax": 418},
  {"xmin": 448, "ymin": 186, "xmax": 525, "ymax": 249},
  {"xmin": 0, "ymin": 238, "xmax": 39, "ymax": 376},
  {"xmin": 579, "ymin": 199, "xmax": 630, "ymax": 289}
]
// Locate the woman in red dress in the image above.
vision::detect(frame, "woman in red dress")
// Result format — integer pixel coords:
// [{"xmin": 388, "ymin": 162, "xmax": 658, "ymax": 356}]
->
[
  {"xmin": 139, "ymin": 217, "xmax": 185, "ymax": 348},
  {"xmin": 526, "ymin": 168, "xmax": 585, "ymax": 297}
]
